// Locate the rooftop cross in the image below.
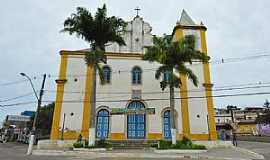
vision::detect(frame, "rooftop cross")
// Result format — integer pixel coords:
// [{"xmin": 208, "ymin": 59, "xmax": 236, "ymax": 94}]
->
[{"xmin": 134, "ymin": 7, "xmax": 141, "ymax": 17}]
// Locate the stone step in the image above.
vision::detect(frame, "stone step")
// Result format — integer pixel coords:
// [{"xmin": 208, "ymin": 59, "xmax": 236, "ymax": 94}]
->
[{"xmin": 109, "ymin": 140, "xmax": 155, "ymax": 150}]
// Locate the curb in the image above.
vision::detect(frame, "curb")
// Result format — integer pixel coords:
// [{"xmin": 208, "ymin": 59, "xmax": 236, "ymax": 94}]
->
[
  {"xmin": 73, "ymin": 148, "xmax": 106, "ymax": 152},
  {"xmin": 154, "ymin": 149, "xmax": 207, "ymax": 154},
  {"xmin": 233, "ymin": 147, "xmax": 264, "ymax": 160}
]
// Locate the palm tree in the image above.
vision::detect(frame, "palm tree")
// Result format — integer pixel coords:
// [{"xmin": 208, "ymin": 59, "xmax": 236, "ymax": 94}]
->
[
  {"xmin": 62, "ymin": 4, "xmax": 126, "ymax": 145},
  {"xmin": 143, "ymin": 34, "xmax": 209, "ymax": 144}
]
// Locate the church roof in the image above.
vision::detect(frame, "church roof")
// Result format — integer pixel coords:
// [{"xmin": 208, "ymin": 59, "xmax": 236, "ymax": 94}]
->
[{"xmin": 178, "ymin": 9, "xmax": 196, "ymax": 26}]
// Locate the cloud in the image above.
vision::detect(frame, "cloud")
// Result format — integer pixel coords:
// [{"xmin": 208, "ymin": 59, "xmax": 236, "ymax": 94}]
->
[{"xmin": 0, "ymin": 0, "xmax": 270, "ymax": 122}]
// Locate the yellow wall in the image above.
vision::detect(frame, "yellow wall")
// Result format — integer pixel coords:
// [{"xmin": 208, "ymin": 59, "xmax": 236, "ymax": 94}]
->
[
  {"xmin": 237, "ymin": 124, "xmax": 257, "ymax": 135},
  {"xmin": 174, "ymin": 28, "xmax": 191, "ymax": 139},
  {"xmin": 200, "ymin": 29, "xmax": 218, "ymax": 140},
  {"xmin": 50, "ymin": 54, "xmax": 68, "ymax": 140},
  {"xmin": 81, "ymin": 65, "xmax": 94, "ymax": 139}
]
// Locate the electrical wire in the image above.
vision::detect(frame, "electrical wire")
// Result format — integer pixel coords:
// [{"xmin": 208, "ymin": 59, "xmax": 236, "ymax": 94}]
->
[
  {"xmin": 1, "ymin": 90, "xmax": 270, "ymax": 107},
  {"xmin": 0, "ymin": 92, "xmax": 35, "ymax": 102},
  {"xmin": 43, "ymin": 83, "xmax": 270, "ymax": 95}
]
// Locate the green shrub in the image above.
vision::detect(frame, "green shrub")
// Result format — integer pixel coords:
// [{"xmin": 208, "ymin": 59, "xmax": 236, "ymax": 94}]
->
[
  {"xmin": 181, "ymin": 136, "xmax": 192, "ymax": 146},
  {"xmin": 150, "ymin": 143, "xmax": 158, "ymax": 148},
  {"xmin": 156, "ymin": 137, "xmax": 206, "ymax": 150},
  {"xmin": 96, "ymin": 140, "xmax": 112, "ymax": 148},
  {"xmin": 73, "ymin": 142, "xmax": 84, "ymax": 148},
  {"xmin": 191, "ymin": 144, "xmax": 206, "ymax": 150},
  {"xmin": 84, "ymin": 140, "xmax": 112, "ymax": 149},
  {"xmin": 158, "ymin": 140, "xmax": 172, "ymax": 149}
]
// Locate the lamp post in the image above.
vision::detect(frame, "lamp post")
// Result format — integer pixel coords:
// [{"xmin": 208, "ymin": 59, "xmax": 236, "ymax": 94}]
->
[{"xmin": 20, "ymin": 73, "xmax": 46, "ymax": 155}]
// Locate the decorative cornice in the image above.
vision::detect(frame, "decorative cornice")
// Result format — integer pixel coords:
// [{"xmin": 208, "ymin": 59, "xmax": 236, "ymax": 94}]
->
[
  {"xmin": 203, "ymin": 83, "xmax": 214, "ymax": 88},
  {"xmin": 172, "ymin": 24, "xmax": 207, "ymax": 37},
  {"xmin": 55, "ymin": 79, "xmax": 67, "ymax": 84}
]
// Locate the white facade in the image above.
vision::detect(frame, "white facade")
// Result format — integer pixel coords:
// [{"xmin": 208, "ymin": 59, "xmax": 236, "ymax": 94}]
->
[{"xmin": 51, "ymin": 13, "xmax": 217, "ymax": 141}]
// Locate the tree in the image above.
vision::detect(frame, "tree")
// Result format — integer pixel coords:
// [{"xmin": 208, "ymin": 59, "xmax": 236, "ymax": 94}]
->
[
  {"xmin": 264, "ymin": 99, "xmax": 270, "ymax": 108},
  {"xmin": 29, "ymin": 103, "xmax": 55, "ymax": 136},
  {"xmin": 256, "ymin": 109, "xmax": 270, "ymax": 124},
  {"xmin": 62, "ymin": 4, "xmax": 126, "ymax": 145},
  {"xmin": 143, "ymin": 35, "xmax": 209, "ymax": 144},
  {"xmin": 37, "ymin": 103, "xmax": 55, "ymax": 136}
]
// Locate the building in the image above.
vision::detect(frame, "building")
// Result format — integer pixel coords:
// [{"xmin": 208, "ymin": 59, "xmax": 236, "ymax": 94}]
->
[
  {"xmin": 50, "ymin": 10, "xmax": 217, "ymax": 141},
  {"xmin": 21, "ymin": 111, "xmax": 35, "ymax": 117},
  {"xmin": 214, "ymin": 107, "xmax": 268, "ymax": 136}
]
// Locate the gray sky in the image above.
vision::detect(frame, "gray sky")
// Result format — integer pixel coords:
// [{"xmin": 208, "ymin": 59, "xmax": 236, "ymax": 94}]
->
[{"xmin": 1, "ymin": 0, "xmax": 270, "ymax": 123}]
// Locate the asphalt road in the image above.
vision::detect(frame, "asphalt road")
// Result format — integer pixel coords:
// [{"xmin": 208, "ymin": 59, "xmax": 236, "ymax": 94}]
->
[
  {"xmin": 0, "ymin": 141, "xmax": 269, "ymax": 160},
  {"xmin": 238, "ymin": 141, "xmax": 270, "ymax": 160},
  {"xmin": 0, "ymin": 142, "xmax": 198, "ymax": 160}
]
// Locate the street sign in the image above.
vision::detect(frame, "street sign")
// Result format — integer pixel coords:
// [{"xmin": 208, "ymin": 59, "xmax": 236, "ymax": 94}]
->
[
  {"xmin": 111, "ymin": 108, "xmax": 155, "ymax": 115},
  {"xmin": 7, "ymin": 115, "xmax": 31, "ymax": 122}
]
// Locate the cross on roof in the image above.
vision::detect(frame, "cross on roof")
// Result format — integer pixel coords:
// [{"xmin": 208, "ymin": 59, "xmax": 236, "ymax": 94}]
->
[{"xmin": 134, "ymin": 7, "xmax": 141, "ymax": 17}]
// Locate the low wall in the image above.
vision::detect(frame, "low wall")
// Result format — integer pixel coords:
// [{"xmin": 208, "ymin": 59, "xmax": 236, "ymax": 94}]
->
[
  {"xmin": 37, "ymin": 139, "xmax": 76, "ymax": 150},
  {"xmin": 237, "ymin": 135, "xmax": 270, "ymax": 143},
  {"xmin": 193, "ymin": 141, "xmax": 233, "ymax": 149}
]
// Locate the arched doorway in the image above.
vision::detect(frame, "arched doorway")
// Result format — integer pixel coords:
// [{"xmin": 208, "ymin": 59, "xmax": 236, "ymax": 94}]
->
[
  {"xmin": 127, "ymin": 101, "xmax": 145, "ymax": 139},
  {"xmin": 96, "ymin": 109, "xmax": 109, "ymax": 139},
  {"xmin": 163, "ymin": 110, "xmax": 171, "ymax": 139}
]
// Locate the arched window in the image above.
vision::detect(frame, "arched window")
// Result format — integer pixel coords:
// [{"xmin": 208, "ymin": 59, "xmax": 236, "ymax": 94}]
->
[
  {"xmin": 132, "ymin": 67, "xmax": 142, "ymax": 84},
  {"xmin": 163, "ymin": 71, "xmax": 171, "ymax": 83},
  {"xmin": 103, "ymin": 66, "xmax": 111, "ymax": 84},
  {"xmin": 96, "ymin": 109, "xmax": 109, "ymax": 139}
]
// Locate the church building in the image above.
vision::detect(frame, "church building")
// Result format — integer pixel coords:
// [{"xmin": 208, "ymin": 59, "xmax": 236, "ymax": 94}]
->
[{"xmin": 50, "ymin": 10, "xmax": 217, "ymax": 141}]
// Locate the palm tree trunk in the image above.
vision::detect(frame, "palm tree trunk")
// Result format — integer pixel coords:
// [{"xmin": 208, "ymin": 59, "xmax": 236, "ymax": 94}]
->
[
  {"xmin": 170, "ymin": 85, "xmax": 177, "ymax": 144},
  {"xmin": 89, "ymin": 65, "xmax": 97, "ymax": 146}
]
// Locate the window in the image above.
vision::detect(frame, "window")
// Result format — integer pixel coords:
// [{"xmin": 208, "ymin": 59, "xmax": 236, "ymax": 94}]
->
[
  {"xmin": 132, "ymin": 90, "xmax": 142, "ymax": 99},
  {"xmin": 132, "ymin": 67, "xmax": 142, "ymax": 84},
  {"xmin": 163, "ymin": 71, "xmax": 170, "ymax": 83},
  {"xmin": 103, "ymin": 66, "xmax": 111, "ymax": 84}
]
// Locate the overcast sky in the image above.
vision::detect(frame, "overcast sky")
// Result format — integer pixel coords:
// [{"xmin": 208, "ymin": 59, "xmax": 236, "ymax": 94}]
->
[{"xmin": 1, "ymin": 0, "xmax": 270, "ymax": 123}]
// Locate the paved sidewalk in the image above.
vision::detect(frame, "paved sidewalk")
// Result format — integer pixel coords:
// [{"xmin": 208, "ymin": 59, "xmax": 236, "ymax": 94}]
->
[{"xmin": 33, "ymin": 147, "xmax": 264, "ymax": 160}]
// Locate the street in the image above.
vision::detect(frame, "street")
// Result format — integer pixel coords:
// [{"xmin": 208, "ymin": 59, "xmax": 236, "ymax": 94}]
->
[
  {"xmin": 0, "ymin": 141, "xmax": 269, "ymax": 160},
  {"xmin": 238, "ymin": 141, "xmax": 270, "ymax": 160}
]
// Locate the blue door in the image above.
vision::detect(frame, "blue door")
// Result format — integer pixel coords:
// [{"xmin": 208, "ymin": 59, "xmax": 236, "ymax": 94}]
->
[
  {"xmin": 164, "ymin": 110, "xmax": 171, "ymax": 139},
  {"xmin": 96, "ymin": 109, "xmax": 109, "ymax": 139},
  {"xmin": 127, "ymin": 101, "xmax": 145, "ymax": 139}
]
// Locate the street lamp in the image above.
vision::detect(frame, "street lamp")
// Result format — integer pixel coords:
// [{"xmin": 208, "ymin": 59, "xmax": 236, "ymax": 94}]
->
[
  {"xmin": 20, "ymin": 73, "xmax": 46, "ymax": 155},
  {"xmin": 20, "ymin": 73, "xmax": 39, "ymax": 101}
]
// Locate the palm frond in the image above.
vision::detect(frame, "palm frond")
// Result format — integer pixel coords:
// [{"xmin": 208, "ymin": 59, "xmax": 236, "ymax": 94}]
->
[
  {"xmin": 176, "ymin": 63, "xmax": 198, "ymax": 87},
  {"xmin": 155, "ymin": 65, "xmax": 170, "ymax": 80},
  {"xmin": 96, "ymin": 64, "xmax": 105, "ymax": 85}
]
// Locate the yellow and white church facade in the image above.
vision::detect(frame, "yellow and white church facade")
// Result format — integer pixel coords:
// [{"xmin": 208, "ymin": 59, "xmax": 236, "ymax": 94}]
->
[{"xmin": 50, "ymin": 10, "xmax": 217, "ymax": 141}]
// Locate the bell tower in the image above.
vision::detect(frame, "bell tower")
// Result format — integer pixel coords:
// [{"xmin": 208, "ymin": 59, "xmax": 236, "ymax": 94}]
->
[{"xmin": 173, "ymin": 10, "xmax": 217, "ymax": 140}]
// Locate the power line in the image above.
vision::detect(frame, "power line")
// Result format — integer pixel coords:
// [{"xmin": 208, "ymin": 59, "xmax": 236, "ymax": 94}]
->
[
  {"xmin": 46, "ymin": 52, "xmax": 270, "ymax": 78},
  {"xmin": 0, "ymin": 76, "xmax": 42, "ymax": 87},
  {"xmin": 2, "ymin": 90, "xmax": 270, "ymax": 107},
  {"xmin": 0, "ymin": 92, "xmax": 35, "ymax": 102},
  {"xmin": 41, "ymin": 91, "xmax": 270, "ymax": 103},
  {"xmin": 43, "ymin": 83, "xmax": 270, "ymax": 95},
  {"xmin": 0, "ymin": 101, "xmax": 36, "ymax": 107}
]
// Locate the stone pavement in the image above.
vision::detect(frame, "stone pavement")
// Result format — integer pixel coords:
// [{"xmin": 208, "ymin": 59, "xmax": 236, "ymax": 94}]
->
[{"xmin": 33, "ymin": 146, "xmax": 264, "ymax": 160}]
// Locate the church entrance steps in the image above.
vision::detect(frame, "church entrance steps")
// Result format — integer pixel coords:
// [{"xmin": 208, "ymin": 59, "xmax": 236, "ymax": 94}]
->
[{"xmin": 109, "ymin": 140, "xmax": 155, "ymax": 150}]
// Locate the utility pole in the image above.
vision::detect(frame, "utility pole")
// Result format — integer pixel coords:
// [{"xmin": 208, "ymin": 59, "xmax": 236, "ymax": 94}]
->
[{"xmin": 20, "ymin": 73, "xmax": 46, "ymax": 155}]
